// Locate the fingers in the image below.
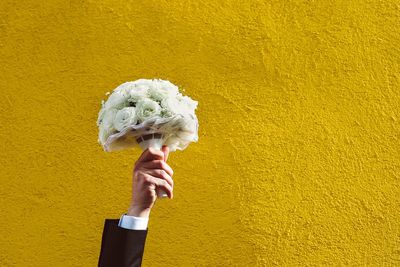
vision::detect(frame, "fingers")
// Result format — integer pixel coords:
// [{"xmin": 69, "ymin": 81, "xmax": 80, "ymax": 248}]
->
[
  {"xmin": 143, "ymin": 174, "xmax": 173, "ymax": 199},
  {"xmin": 161, "ymin": 145, "xmax": 169, "ymax": 162},
  {"xmin": 137, "ymin": 147, "xmax": 164, "ymax": 163},
  {"xmin": 134, "ymin": 146, "xmax": 173, "ymax": 200},
  {"xmin": 139, "ymin": 160, "xmax": 173, "ymax": 176},
  {"xmin": 144, "ymin": 169, "xmax": 174, "ymax": 188}
]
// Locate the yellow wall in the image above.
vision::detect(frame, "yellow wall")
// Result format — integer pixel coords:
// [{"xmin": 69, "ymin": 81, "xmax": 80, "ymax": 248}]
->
[{"xmin": 1, "ymin": 0, "xmax": 399, "ymax": 266}]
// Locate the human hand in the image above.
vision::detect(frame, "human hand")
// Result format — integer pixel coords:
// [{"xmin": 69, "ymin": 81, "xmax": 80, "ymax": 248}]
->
[{"xmin": 127, "ymin": 146, "xmax": 174, "ymax": 218}]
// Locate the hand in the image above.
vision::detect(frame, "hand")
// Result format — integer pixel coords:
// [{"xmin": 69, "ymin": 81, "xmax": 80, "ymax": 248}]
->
[{"xmin": 127, "ymin": 146, "xmax": 174, "ymax": 218}]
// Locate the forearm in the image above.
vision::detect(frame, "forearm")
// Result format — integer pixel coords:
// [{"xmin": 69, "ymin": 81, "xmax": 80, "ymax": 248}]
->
[{"xmin": 98, "ymin": 219, "xmax": 147, "ymax": 267}]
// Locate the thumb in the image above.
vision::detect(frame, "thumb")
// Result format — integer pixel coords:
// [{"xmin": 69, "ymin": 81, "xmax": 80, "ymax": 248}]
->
[{"xmin": 161, "ymin": 145, "xmax": 169, "ymax": 162}]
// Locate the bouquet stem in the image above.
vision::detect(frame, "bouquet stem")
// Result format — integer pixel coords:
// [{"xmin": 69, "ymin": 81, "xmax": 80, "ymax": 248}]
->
[{"xmin": 136, "ymin": 133, "xmax": 168, "ymax": 198}]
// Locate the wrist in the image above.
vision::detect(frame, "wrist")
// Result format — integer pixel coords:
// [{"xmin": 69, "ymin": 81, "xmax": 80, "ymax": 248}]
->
[{"xmin": 127, "ymin": 205, "xmax": 151, "ymax": 218}]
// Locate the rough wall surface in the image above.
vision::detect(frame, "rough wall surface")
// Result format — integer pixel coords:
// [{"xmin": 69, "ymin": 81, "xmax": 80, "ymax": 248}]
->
[{"xmin": 1, "ymin": 0, "xmax": 399, "ymax": 266}]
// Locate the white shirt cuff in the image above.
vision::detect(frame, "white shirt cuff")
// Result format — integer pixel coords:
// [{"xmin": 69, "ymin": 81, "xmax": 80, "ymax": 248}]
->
[{"xmin": 118, "ymin": 214, "xmax": 149, "ymax": 230}]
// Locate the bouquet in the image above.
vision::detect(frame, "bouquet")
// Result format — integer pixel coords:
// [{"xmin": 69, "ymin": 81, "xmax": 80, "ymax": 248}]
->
[
  {"xmin": 97, "ymin": 79, "xmax": 199, "ymax": 197},
  {"xmin": 97, "ymin": 79, "xmax": 198, "ymax": 152}
]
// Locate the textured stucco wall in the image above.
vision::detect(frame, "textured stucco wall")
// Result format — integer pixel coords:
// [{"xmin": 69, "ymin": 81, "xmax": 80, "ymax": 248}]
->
[{"xmin": 1, "ymin": 1, "xmax": 399, "ymax": 266}]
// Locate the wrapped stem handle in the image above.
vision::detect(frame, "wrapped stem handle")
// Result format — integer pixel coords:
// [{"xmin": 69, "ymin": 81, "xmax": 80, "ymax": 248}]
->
[{"xmin": 137, "ymin": 134, "xmax": 168, "ymax": 198}]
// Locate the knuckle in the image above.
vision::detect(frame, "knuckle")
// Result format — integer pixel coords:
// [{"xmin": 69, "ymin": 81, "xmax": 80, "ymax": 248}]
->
[
  {"xmin": 142, "ymin": 175, "xmax": 152, "ymax": 184},
  {"xmin": 159, "ymin": 170, "xmax": 167, "ymax": 178},
  {"xmin": 162, "ymin": 162, "xmax": 172, "ymax": 174},
  {"xmin": 148, "ymin": 148, "xmax": 162, "ymax": 157},
  {"xmin": 165, "ymin": 180, "xmax": 171, "ymax": 188},
  {"xmin": 160, "ymin": 161, "xmax": 168, "ymax": 170},
  {"xmin": 161, "ymin": 180, "xmax": 168, "ymax": 188},
  {"xmin": 160, "ymin": 170, "xmax": 173, "ymax": 186},
  {"xmin": 134, "ymin": 171, "xmax": 143, "ymax": 179},
  {"xmin": 154, "ymin": 160, "xmax": 164, "ymax": 168},
  {"xmin": 134, "ymin": 167, "xmax": 144, "ymax": 174},
  {"xmin": 134, "ymin": 163, "xmax": 143, "ymax": 172}
]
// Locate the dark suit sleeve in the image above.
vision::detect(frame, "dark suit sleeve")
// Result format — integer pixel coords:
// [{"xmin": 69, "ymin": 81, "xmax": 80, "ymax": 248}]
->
[{"xmin": 98, "ymin": 219, "xmax": 148, "ymax": 267}]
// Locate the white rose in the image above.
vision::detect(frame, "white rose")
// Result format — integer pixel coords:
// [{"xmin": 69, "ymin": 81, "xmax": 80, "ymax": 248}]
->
[
  {"xmin": 148, "ymin": 79, "xmax": 179, "ymax": 101},
  {"xmin": 99, "ymin": 124, "xmax": 115, "ymax": 145},
  {"xmin": 113, "ymin": 82, "xmax": 136, "ymax": 96},
  {"xmin": 101, "ymin": 109, "xmax": 117, "ymax": 128},
  {"xmin": 97, "ymin": 107, "xmax": 106, "ymax": 126},
  {"xmin": 128, "ymin": 85, "xmax": 148, "ymax": 104},
  {"xmin": 178, "ymin": 95, "xmax": 198, "ymax": 114},
  {"xmin": 105, "ymin": 91, "xmax": 127, "ymax": 109},
  {"xmin": 113, "ymin": 107, "xmax": 137, "ymax": 131},
  {"xmin": 98, "ymin": 109, "xmax": 118, "ymax": 144},
  {"xmin": 133, "ymin": 79, "xmax": 153, "ymax": 86},
  {"xmin": 160, "ymin": 96, "xmax": 182, "ymax": 117},
  {"xmin": 180, "ymin": 115, "xmax": 197, "ymax": 133},
  {"xmin": 135, "ymin": 99, "xmax": 161, "ymax": 122},
  {"xmin": 158, "ymin": 79, "xmax": 179, "ymax": 94}
]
